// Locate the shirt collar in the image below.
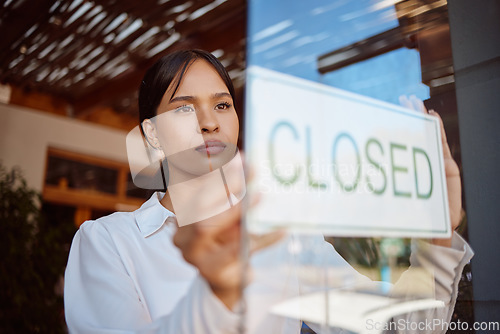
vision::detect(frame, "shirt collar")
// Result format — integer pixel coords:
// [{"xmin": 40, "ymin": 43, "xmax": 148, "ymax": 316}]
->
[{"xmin": 134, "ymin": 192, "xmax": 175, "ymax": 237}]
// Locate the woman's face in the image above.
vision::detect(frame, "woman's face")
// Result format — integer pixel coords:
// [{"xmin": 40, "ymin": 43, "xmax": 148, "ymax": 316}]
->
[{"xmin": 150, "ymin": 59, "xmax": 239, "ymax": 179}]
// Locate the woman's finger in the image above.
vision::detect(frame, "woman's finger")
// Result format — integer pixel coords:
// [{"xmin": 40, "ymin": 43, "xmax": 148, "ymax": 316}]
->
[
  {"xmin": 429, "ymin": 109, "xmax": 453, "ymax": 160},
  {"xmin": 249, "ymin": 230, "xmax": 286, "ymax": 254},
  {"xmin": 409, "ymin": 95, "xmax": 427, "ymax": 114}
]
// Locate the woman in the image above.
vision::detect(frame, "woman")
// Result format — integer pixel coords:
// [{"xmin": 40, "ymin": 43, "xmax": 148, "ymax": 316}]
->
[{"xmin": 64, "ymin": 50, "xmax": 472, "ymax": 333}]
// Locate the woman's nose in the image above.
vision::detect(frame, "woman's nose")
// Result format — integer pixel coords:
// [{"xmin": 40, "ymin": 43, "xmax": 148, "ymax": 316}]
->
[{"xmin": 197, "ymin": 110, "xmax": 220, "ymax": 133}]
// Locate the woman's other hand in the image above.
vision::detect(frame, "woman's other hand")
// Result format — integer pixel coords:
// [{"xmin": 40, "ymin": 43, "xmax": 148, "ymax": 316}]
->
[
  {"xmin": 430, "ymin": 109, "xmax": 462, "ymax": 247},
  {"xmin": 400, "ymin": 95, "xmax": 462, "ymax": 247}
]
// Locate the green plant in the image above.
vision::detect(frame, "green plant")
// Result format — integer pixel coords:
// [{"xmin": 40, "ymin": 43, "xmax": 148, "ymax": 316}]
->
[{"xmin": 0, "ymin": 163, "xmax": 70, "ymax": 333}]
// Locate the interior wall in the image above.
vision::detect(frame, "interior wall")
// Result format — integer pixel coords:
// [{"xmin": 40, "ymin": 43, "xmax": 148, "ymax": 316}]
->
[{"xmin": 0, "ymin": 103, "xmax": 129, "ymax": 192}]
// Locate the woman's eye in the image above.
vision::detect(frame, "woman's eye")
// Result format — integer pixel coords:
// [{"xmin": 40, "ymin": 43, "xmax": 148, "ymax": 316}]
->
[
  {"xmin": 216, "ymin": 102, "xmax": 231, "ymax": 110},
  {"xmin": 174, "ymin": 105, "xmax": 195, "ymax": 113}
]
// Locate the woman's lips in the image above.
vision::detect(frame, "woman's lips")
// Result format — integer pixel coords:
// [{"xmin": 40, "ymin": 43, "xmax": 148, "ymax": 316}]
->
[{"xmin": 195, "ymin": 140, "xmax": 226, "ymax": 155}]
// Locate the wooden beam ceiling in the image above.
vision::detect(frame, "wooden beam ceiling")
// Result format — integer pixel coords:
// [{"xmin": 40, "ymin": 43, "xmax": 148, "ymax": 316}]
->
[{"xmin": 0, "ymin": 0, "xmax": 247, "ymax": 125}]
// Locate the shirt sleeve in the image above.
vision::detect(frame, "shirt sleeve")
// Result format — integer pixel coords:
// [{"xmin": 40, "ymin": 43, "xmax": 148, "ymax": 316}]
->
[
  {"xmin": 303, "ymin": 232, "xmax": 473, "ymax": 334},
  {"xmin": 64, "ymin": 221, "xmax": 241, "ymax": 334},
  {"xmin": 388, "ymin": 232, "xmax": 474, "ymax": 334}
]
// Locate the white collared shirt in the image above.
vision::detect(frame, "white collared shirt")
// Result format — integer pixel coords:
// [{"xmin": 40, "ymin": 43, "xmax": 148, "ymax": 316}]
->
[{"xmin": 64, "ymin": 193, "xmax": 473, "ymax": 333}]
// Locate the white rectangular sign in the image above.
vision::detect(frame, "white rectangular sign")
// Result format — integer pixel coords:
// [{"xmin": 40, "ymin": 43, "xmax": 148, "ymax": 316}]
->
[{"xmin": 245, "ymin": 66, "xmax": 450, "ymax": 238}]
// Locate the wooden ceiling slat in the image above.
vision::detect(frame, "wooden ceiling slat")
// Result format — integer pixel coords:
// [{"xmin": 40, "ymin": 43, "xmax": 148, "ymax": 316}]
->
[
  {"xmin": 0, "ymin": 0, "xmax": 59, "ymax": 72},
  {"xmin": 85, "ymin": 0, "xmax": 142, "ymax": 38},
  {"xmin": 71, "ymin": 33, "xmax": 162, "ymax": 94},
  {"xmin": 119, "ymin": 3, "xmax": 161, "ymax": 19},
  {"xmin": 86, "ymin": 11, "xmax": 119, "ymax": 39},
  {"xmin": 169, "ymin": 0, "xmax": 216, "ymax": 21},
  {"xmin": 0, "ymin": 0, "xmax": 248, "ymax": 123},
  {"xmin": 76, "ymin": 1, "xmax": 144, "ymax": 42},
  {"xmin": 173, "ymin": 0, "xmax": 245, "ymax": 36},
  {"xmin": 48, "ymin": 44, "xmax": 115, "ymax": 90},
  {"xmin": 100, "ymin": 1, "xmax": 155, "ymax": 22},
  {"xmin": 129, "ymin": 1, "xmax": 192, "ymax": 28},
  {"xmin": 18, "ymin": 3, "xmax": 105, "ymax": 86},
  {"xmin": 133, "ymin": 8, "xmax": 190, "ymax": 32},
  {"xmin": 70, "ymin": 37, "xmax": 199, "ymax": 114},
  {"xmin": 71, "ymin": 0, "xmax": 247, "ymax": 113},
  {"xmin": 131, "ymin": 33, "xmax": 180, "ymax": 59},
  {"xmin": 72, "ymin": 64, "xmax": 147, "ymax": 116},
  {"xmin": 56, "ymin": 2, "xmax": 211, "ymax": 92},
  {"xmin": 0, "ymin": 0, "xmax": 88, "ymax": 83},
  {"xmin": 194, "ymin": 12, "xmax": 246, "ymax": 51},
  {"xmin": 0, "ymin": 0, "xmax": 48, "ymax": 52},
  {"xmin": 65, "ymin": 21, "xmax": 173, "ymax": 91},
  {"xmin": 54, "ymin": 26, "xmax": 149, "ymax": 90},
  {"xmin": 143, "ymin": 0, "xmax": 223, "ymax": 32},
  {"xmin": 117, "ymin": 0, "xmax": 196, "ymax": 19},
  {"xmin": 0, "ymin": 0, "xmax": 15, "ymax": 19},
  {"xmin": 46, "ymin": 10, "xmax": 158, "ymax": 90},
  {"xmin": 96, "ymin": 3, "xmax": 172, "ymax": 43},
  {"xmin": 129, "ymin": 0, "xmax": 214, "ymax": 30},
  {"xmin": 41, "ymin": 44, "xmax": 97, "ymax": 90},
  {"xmin": 22, "ymin": 2, "xmax": 150, "ymax": 88},
  {"xmin": 21, "ymin": 42, "xmax": 85, "ymax": 94},
  {"xmin": 0, "ymin": 0, "xmax": 73, "ymax": 64}
]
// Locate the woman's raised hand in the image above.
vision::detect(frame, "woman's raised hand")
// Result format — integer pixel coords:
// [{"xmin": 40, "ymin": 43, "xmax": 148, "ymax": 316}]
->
[
  {"xmin": 173, "ymin": 203, "xmax": 244, "ymax": 309},
  {"xmin": 429, "ymin": 109, "xmax": 462, "ymax": 247},
  {"xmin": 400, "ymin": 95, "xmax": 462, "ymax": 247}
]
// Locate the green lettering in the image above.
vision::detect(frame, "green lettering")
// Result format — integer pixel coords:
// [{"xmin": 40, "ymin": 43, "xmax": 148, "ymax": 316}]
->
[
  {"xmin": 332, "ymin": 132, "xmax": 361, "ymax": 192},
  {"xmin": 269, "ymin": 121, "xmax": 301, "ymax": 185},
  {"xmin": 306, "ymin": 126, "xmax": 327, "ymax": 189},
  {"xmin": 390, "ymin": 143, "xmax": 411, "ymax": 198},
  {"xmin": 413, "ymin": 147, "xmax": 433, "ymax": 199},
  {"xmin": 365, "ymin": 138, "xmax": 387, "ymax": 195}
]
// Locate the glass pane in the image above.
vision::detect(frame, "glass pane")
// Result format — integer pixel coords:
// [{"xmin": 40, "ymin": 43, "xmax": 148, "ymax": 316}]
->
[{"xmin": 246, "ymin": 0, "xmax": 472, "ymax": 332}]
